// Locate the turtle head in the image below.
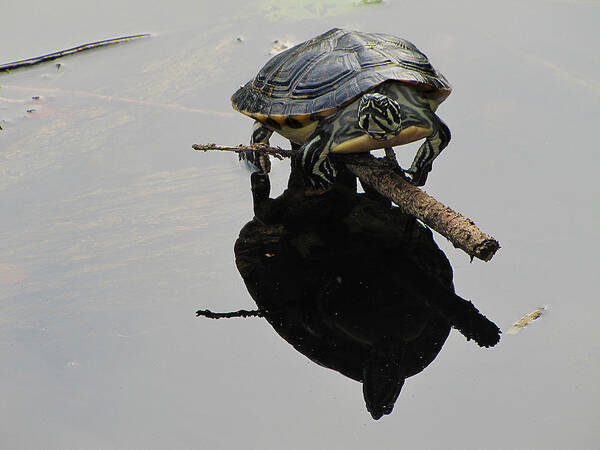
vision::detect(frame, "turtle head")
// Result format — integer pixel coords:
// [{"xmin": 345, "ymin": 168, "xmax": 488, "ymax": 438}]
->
[{"xmin": 358, "ymin": 93, "xmax": 402, "ymax": 140}]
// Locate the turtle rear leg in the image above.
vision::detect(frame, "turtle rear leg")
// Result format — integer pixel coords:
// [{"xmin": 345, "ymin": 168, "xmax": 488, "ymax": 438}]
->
[
  {"xmin": 294, "ymin": 130, "xmax": 337, "ymax": 192},
  {"xmin": 294, "ymin": 138, "xmax": 357, "ymax": 192},
  {"xmin": 240, "ymin": 121, "xmax": 273, "ymax": 173},
  {"xmin": 407, "ymin": 115, "xmax": 451, "ymax": 186}
]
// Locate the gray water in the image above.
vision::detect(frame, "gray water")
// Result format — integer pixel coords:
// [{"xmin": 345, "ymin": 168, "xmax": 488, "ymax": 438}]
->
[{"xmin": 1, "ymin": 0, "xmax": 599, "ymax": 448}]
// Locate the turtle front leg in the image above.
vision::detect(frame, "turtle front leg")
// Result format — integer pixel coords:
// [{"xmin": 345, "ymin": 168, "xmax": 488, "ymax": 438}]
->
[
  {"xmin": 240, "ymin": 120, "xmax": 273, "ymax": 173},
  {"xmin": 384, "ymin": 147, "xmax": 400, "ymax": 168},
  {"xmin": 407, "ymin": 115, "xmax": 451, "ymax": 186},
  {"xmin": 295, "ymin": 130, "xmax": 336, "ymax": 193}
]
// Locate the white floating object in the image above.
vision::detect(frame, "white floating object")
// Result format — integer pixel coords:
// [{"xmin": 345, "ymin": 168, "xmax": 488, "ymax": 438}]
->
[{"xmin": 507, "ymin": 306, "xmax": 549, "ymax": 335}]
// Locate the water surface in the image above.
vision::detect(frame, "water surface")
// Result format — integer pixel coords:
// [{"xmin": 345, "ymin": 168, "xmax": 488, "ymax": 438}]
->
[{"xmin": 1, "ymin": 1, "xmax": 599, "ymax": 448}]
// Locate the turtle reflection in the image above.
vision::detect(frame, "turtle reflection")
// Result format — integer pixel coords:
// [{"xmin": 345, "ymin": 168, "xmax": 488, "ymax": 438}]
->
[{"xmin": 231, "ymin": 166, "xmax": 500, "ymax": 420}]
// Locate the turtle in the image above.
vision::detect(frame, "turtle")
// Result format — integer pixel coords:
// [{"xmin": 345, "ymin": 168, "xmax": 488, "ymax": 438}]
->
[{"xmin": 231, "ymin": 28, "xmax": 452, "ymax": 191}]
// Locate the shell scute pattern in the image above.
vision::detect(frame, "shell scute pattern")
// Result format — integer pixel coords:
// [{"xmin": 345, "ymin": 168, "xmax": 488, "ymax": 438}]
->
[{"xmin": 231, "ymin": 28, "xmax": 450, "ymax": 123}]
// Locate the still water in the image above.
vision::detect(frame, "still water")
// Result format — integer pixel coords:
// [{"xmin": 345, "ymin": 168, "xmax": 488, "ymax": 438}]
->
[{"xmin": 1, "ymin": 0, "xmax": 599, "ymax": 448}]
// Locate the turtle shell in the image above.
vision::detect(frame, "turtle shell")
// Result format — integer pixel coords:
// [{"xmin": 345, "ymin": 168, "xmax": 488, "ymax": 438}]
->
[{"xmin": 232, "ymin": 28, "xmax": 451, "ymax": 120}]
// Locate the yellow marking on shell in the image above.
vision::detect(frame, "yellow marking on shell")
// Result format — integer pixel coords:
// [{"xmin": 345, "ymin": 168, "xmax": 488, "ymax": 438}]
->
[
  {"xmin": 331, "ymin": 126, "xmax": 432, "ymax": 154},
  {"xmin": 272, "ymin": 116, "xmax": 286, "ymax": 126},
  {"xmin": 240, "ymin": 112, "xmax": 324, "ymax": 145},
  {"xmin": 237, "ymin": 107, "xmax": 337, "ymax": 123}
]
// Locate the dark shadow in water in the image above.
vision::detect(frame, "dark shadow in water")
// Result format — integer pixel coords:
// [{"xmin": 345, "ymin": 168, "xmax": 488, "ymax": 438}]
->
[{"xmin": 210, "ymin": 161, "xmax": 500, "ymax": 420}]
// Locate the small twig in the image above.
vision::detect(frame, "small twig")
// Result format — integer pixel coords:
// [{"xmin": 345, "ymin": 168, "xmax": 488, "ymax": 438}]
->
[
  {"xmin": 192, "ymin": 143, "xmax": 286, "ymax": 160},
  {"xmin": 196, "ymin": 308, "xmax": 264, "ymax": 319},
  {"xmin": 192, "ymin": 143, "xmax": 389, "ymax": 167},
  {"xmin": 192, "ymin": 142, "xmax": 500, "ymax": 261},
  {"xmin": 0, "ymin": 34, "xmax": 151, "ymax": 72}
]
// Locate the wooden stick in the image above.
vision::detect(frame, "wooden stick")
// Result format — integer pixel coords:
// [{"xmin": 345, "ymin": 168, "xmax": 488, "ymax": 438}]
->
[
  {"xmin": 341, "ymin": 154, "xmax": 499, "ymax": 261},
  {"xmin": 192, "ymin": 143, "xmax": 500, "ymax": 261}
]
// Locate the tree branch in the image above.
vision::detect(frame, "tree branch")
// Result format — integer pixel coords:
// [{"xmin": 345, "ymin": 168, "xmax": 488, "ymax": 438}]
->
[{"xmin": 192, "ymin": 143, "xmax": 500, "ymax": 261}]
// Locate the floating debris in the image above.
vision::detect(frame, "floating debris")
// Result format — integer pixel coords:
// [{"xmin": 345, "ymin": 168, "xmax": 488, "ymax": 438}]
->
[
  {"xmin": 270, "ymin": 39, "xmax": 296, "ymax": 55},
  {"xmin": 507, "ymin": 306, "xmax": 548, "ymax": 334}
]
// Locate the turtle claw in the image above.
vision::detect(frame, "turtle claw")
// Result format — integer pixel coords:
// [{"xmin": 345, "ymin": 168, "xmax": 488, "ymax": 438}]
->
[
  {"xmin": 240, "ymin": 150, "xmax": 271, "ymax": 174},
  {"xmin": 407, "ymin": 173, "xmax": 425, "ymax": 187},
  {"xmin": 406, "ymin": 165, "xmax": 431, "ymax": 187},
  {"xmin": 384, "ymin": 147, "xmax": 399, "ymax": 167}
]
